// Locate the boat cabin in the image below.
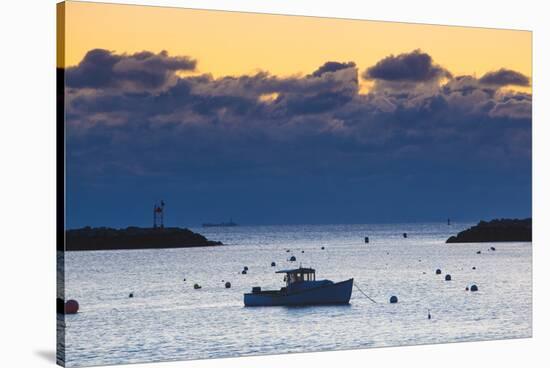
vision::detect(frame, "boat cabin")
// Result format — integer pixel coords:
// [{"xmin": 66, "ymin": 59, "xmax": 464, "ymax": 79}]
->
[{"xmin": 276, "ymin": 267, "xmax": 316, "ymax": 287}]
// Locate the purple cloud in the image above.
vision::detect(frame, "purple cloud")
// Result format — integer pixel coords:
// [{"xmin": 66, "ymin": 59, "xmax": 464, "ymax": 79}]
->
[
  {"xmin": 479, "ymin": 68, "xmax": 530, "ymax": 87},
  {"xmin": 66, "ymin": 49, "xmax": 196, "ymax": 90},
  {"xmin": 362, "ymin": 49, "xmax": 451, "ymax": 82}
]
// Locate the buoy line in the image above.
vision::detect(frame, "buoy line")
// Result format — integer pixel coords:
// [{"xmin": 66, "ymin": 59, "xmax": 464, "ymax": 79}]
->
[{"xmin": 353, "ymin": 282, "xmax": 378, "ymax": 304}]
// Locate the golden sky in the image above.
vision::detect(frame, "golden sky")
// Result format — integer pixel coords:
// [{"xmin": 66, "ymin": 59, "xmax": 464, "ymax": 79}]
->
[{"xmin": 58, "ymin": 1, "xmax": 532, "ymax": 92}]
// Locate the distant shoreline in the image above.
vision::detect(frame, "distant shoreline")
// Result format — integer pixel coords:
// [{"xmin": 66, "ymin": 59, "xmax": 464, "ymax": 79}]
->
[{"xmin": 65, "ymin": 226, "xmax": 223, "ymax": 251}]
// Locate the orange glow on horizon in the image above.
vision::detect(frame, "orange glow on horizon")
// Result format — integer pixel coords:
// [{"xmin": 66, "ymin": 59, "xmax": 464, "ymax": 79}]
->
[{"xmin": 59, "ymin": 1, "xmax": 532, "ymax": 93}]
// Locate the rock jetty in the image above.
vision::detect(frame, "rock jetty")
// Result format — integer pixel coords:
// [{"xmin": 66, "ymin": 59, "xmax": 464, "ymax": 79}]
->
[
  {"xmin": 446, "ymin": 218, "xmax": 531, "ymax": 243},
  {"xmin": 66, "ymin": 226, "xmax": 222, "ymax": 251}
]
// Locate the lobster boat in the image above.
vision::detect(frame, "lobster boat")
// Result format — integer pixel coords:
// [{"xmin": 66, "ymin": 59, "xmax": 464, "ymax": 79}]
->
[{"xmin": 244, "ymin": 267, "xmax": 353, "ymax": 307}]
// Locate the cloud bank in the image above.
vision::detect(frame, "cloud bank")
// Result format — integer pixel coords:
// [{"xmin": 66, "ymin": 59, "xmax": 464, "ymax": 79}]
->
[{"xmin": 64, "ymin": 49, "xmax": 531, "ymax": 226}]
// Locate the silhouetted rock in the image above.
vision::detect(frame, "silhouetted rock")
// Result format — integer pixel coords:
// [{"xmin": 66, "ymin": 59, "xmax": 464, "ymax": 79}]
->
[
  {"xmin": 446, "ymin": 218, "xmax": 531, "ymax": 243},
  {"xmin": 66, "ymin": 226, "xmax": 222, "ymax": 251}
]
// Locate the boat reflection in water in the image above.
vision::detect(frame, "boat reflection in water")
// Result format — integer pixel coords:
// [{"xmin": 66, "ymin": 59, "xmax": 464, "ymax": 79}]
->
[{"xmin": 244, "ymin": 267, "xmax": 353, "ymax": 307}]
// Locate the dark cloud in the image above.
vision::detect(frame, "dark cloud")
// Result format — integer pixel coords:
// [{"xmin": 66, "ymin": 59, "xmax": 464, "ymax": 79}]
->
[
  {"xmin": 489, "ymin": 94, "xmax": 532, "ymax": 119},
  {"xmin": 363, "ymin": 49, "xmax": 451, "ymax": 82},
  {"xmin": 310, "ymin": 61, "xmax": 356, "ymax": 77},
  {"xmin": 282, "ymin": 91, "xmax": 354, "ymax": 115},
  {"xmin": 479, "ymin": 68, "xmax": 530, "ymax": 87},
  {"xmin": 66, "ymin": 49, "xmax": 196, "ymax": 90}
]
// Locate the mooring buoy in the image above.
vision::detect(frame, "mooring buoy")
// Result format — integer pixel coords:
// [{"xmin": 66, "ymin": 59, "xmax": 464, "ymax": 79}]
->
[
  {"xmin": 490, "ymin": 246, "xmax": 496, "ymax": 251},
  {"xmin": 243, "ymin": 266, "xmax": 249, "ymax": 271},
  {"xmin": 476, "ymin": 251, "xmax": 481, "ymax": 254},
  {"xmin": 445, "ymin": 274, "xmax": 452, "ymax": 281},
  {"xmin": 390, "ymin": 295, "xmax": 398, "ymax": 304},
  {"xmin": 403, "ymin": 233, "xmax": 408, "ymax": 238},
  {"xmin": 241, "ymin": 270, "xmax": 247, "ymax": 275},
  {"xmin": 289, "ymin": 256, "xmax": 296, "ymax": 262},
  {"xmin": 129, "ymin": 293, "xmax": 134, "ymax": 298},
  {"xmin": 194, "ymin": 283, "xmax": 202, "ymax": 289},
  {"xmin": 365, "ymin": 237, "xmax": 369, "ymax": 243},
  {"xmin": 271, "ymin": 261, "xmax": 276, "ymax": 267},
  {"xmin": 65, "ymin": 299, "xmax": 79, "ymax": 314},
  {"xmin": 472, "ymin": 266, "xmax": 476, "ymax": 270},
  {"xmin": 435, "ymin": 269, "xmax": 442, "ymax": 275},
  {"xmin": 225, "ymin": 282, "xmax": 231, "ymax": 289},
  {"xmin": 470, "ymin": 284, "xmax": 478, "ymax": 292}
]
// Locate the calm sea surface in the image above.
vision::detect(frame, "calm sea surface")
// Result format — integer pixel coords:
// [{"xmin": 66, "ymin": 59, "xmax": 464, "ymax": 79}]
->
[{"xmin": 61, "ymin": 223, "xmax": 532, "ymax": 367}]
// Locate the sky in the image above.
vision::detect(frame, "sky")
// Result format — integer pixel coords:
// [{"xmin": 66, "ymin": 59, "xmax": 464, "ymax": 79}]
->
[{"xmin": 59, "ymin": 1, "xmax": 532, "ymax": 228}]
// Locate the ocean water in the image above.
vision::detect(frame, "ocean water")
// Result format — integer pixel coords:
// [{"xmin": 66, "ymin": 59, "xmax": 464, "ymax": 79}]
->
[{"xmin": 61, "ymin": 223, "xmax": 532, "ymax": 367}]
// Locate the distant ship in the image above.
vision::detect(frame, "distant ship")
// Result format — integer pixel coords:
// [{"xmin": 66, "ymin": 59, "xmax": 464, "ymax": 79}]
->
[{"xmin": 202, "ymin": 219, "xmax": 238, "ymax": 228}]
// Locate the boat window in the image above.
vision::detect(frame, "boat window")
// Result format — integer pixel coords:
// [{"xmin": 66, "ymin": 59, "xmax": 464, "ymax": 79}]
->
[{"xmin": 286, "ymin": 271, "xmax": 317, "ymax": 284}]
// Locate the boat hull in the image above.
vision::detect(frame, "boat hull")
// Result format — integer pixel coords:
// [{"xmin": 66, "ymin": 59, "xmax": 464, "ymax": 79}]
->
[{"xmin": 244, "ymin": 278, "xmax": 353, "ymax": 307}]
